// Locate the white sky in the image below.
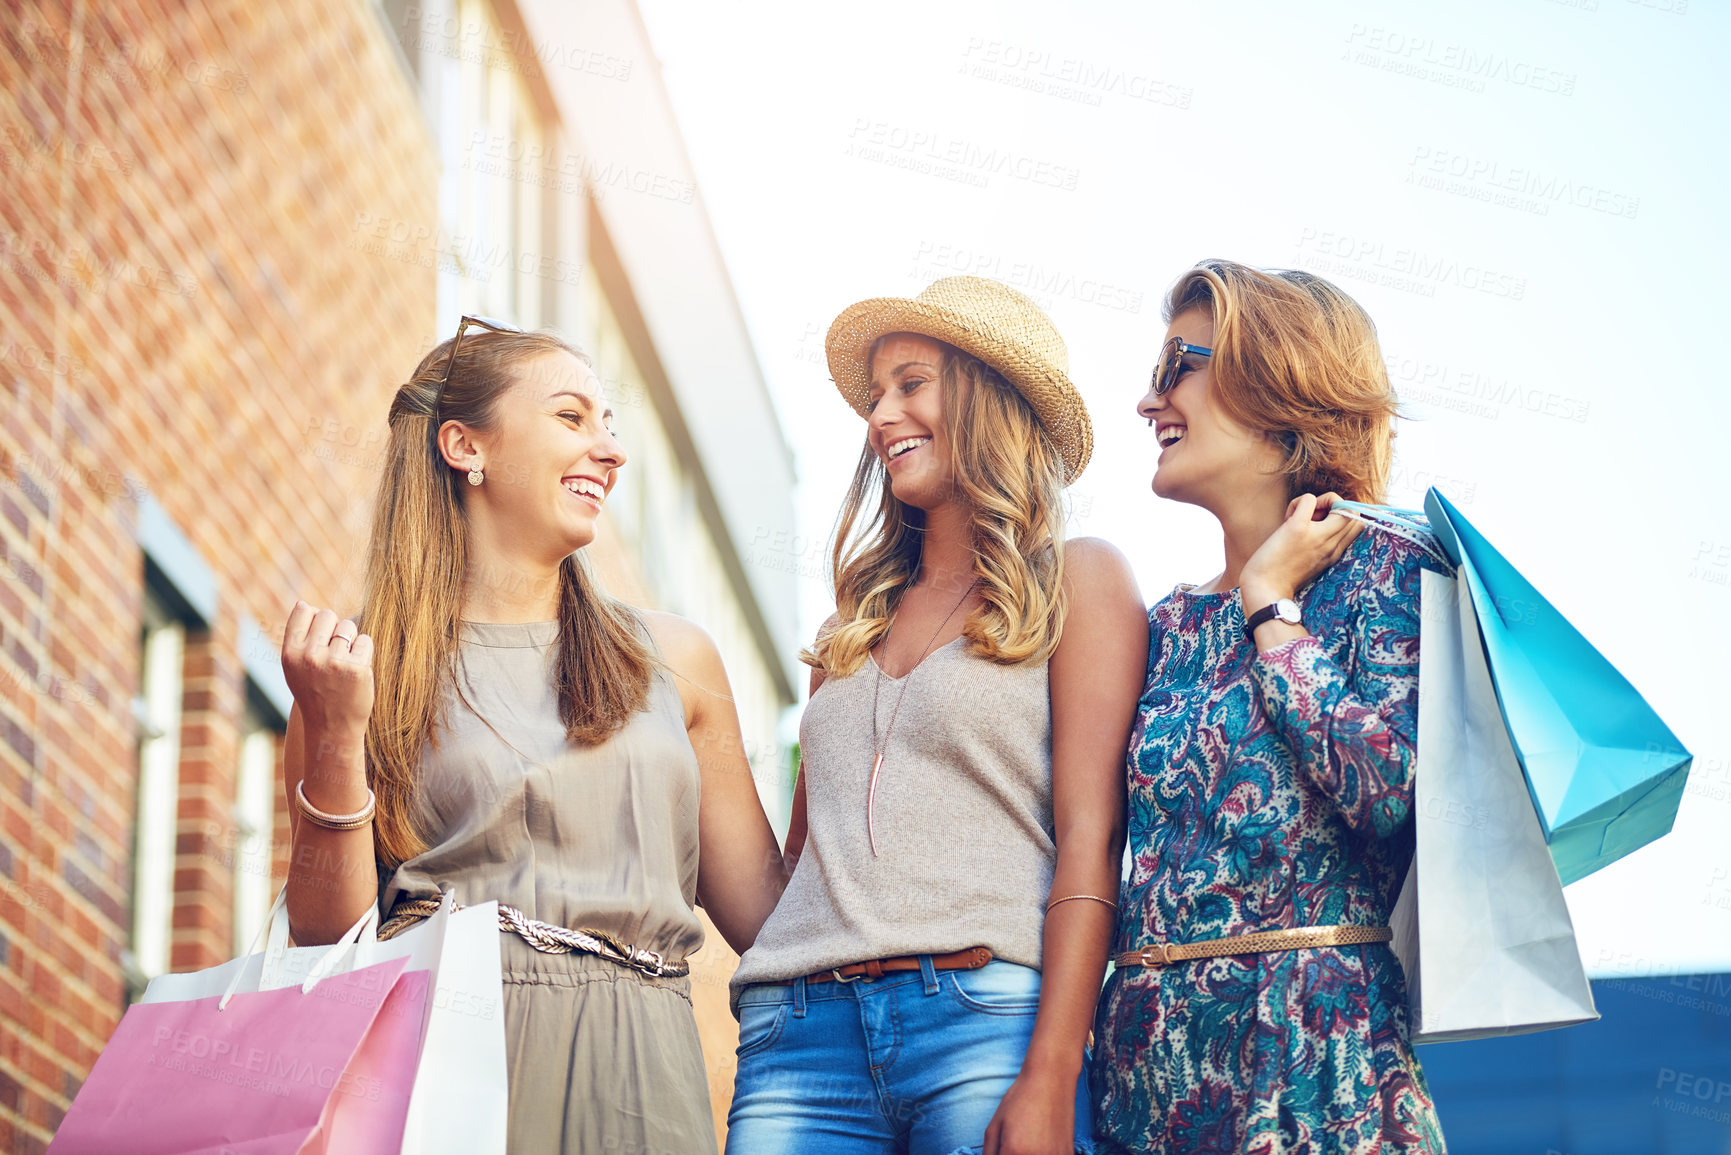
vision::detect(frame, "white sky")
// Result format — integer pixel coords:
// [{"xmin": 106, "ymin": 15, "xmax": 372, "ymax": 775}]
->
[{"xmin": 636, "ymin": 0, "xmax": 1731, "ymax": 976}]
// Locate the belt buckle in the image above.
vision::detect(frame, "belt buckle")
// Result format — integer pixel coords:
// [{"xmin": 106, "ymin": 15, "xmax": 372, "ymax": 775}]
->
[
  {"xmin": 638, "ymin": 948, "xmax": 667, "ymax": 977},
  {"xmin": 1139, "ymin": 943, "xmax": 1176, "ymax": 968},
  {"xmin": 830, "ymin": 968, "xmax": 863, "ymax": 984}
]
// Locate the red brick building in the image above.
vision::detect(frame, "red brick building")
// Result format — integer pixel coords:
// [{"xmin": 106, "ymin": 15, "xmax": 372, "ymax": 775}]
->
[
  {"xmin": 0, "ymin": 2, "xmax": 437, "ymax": 1147},
  {"xmin": 0, "ymin": 1, "xmax": 798, "ymax": 1149}
]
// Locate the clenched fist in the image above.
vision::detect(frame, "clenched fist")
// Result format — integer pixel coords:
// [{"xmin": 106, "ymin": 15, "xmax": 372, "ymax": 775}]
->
[{"xmin": 281, "ymin": 601, "xmax": 375, "ymax": 737}]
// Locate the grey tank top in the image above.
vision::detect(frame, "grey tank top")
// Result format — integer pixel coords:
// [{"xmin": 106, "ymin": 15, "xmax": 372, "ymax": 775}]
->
[
  {"xmin": 379, "ymin": 620, "xmax": 703, "ymax": 964},
  {"xmin": 732, "ymin": 636, "xmax": 1054, "ymax": 994}
]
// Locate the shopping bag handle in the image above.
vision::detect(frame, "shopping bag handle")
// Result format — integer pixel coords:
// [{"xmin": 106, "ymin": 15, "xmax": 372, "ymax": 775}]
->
[
  {"xmin": 298, "ymin": 902, "xmax": 381, "ymax": 993},
  {"xmin": 1330, "ymin": 498, "xmax": 1456, "ymax": 572},
  {"xmin": 217, "ymin": 887, "xmax": 379, "ymax": 1009},
  {"xmin": 217, "ymin": 885, "xmax": 289, "ymax": 1010}
]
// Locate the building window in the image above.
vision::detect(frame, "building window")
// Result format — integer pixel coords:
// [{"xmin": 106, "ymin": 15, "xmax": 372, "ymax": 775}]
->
[
  {"xmin": 438, "ymin": 0, "xmax": 554, "ymax": 330},
  {"xmin": 234, "ymin": 614, "xmax": 292, "ymax": 954},
  {"xmin": 231, "ymin": 710, "xmax": 279, "ymax": 954},
  {"xmin": 127, "ymin": 591, "xmax": 186, "ymax": 993}
]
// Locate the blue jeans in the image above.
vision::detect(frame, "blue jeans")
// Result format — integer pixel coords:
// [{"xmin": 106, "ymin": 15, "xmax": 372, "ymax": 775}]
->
[{"xmin": 725, "ymin": 959, "xmax": 1094, "ymax": 1155}]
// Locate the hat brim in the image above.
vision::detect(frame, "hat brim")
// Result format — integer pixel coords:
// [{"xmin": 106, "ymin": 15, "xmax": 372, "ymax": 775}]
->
[{"xmin": 824, "ymin": 296, "xmax": 1093, "ymax": 484}]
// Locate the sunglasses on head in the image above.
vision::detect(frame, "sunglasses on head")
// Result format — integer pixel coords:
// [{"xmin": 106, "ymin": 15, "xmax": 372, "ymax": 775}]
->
[{"xmin": 433, "ymin": 314, "xmax": 523, "ymax": 406}]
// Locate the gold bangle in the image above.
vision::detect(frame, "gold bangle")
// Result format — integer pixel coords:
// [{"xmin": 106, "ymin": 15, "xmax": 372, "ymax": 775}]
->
[
  {"xmin": 1046, "ymin": 893, "xmax": 1118, "ymax": 913},
  {"xmin": 296, "ymin": 779, "xmax": 376, "ymax": 831}
]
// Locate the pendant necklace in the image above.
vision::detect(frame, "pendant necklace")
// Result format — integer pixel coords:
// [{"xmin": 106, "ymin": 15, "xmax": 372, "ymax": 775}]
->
[{"xmin": 867, "ymin": 578, "xmax": 978, "ymax": 857}]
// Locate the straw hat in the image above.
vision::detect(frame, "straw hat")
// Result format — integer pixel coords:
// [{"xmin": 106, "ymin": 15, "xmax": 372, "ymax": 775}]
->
[{"xmin": 824, "ymin": 276, "xmax": 1093, "ymax": 484}]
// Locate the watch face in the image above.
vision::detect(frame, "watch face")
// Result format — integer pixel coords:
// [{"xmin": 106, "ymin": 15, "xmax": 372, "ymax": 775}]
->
[{"xmin": 1275, "ymin": 598, "xmax": 1302, "ymax": 624}]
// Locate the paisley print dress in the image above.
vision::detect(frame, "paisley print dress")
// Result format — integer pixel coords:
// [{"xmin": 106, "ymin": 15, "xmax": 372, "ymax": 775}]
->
[{"xmin": 1091, "ymin": 527, "xmax": 1447, "ymax": 1154}]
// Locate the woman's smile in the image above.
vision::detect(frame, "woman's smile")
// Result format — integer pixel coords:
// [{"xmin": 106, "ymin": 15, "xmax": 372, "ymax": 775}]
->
[
  {"xmin": 885, "ymin": 435, "xmax": 932, "ymax": 468},
  {"xmin": 561, "ymin": 473, "xmax": 607, "ymax": 511}
]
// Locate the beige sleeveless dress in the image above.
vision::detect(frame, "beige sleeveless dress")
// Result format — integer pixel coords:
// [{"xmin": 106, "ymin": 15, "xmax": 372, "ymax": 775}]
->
[{"xmin": 378, "ymin": 620, "xmax": 717, "ymax": 1155}]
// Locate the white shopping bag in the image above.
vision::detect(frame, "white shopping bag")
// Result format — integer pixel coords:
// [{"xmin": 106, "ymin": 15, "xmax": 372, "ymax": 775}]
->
[
  {"xmin": 379, "ymin": 897, "xmax": 508, "ymax": 1155},
  {"xmin": 138, "ymin": 886, "xmax": 378, "ymax": 1007},
  {"xmin": 144, "ymin": 888, "xmax": 508, "ymax": 1155},
  {"xmin": 1389, "ymin": 568, "xmax": 1599, "ymax": 1043}
]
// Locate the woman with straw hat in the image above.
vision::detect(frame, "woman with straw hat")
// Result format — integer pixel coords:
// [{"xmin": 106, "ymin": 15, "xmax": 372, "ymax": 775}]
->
[{"xmin": 726, "ymin": 277, "xmax": 1149, "ymax": 1154}]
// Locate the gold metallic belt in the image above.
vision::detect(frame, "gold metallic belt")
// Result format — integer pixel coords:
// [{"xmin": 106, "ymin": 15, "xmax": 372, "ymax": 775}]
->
[
  {"xmin": 379, "ymin": 896, "xmax": 688, "ymax": 979},
  {"xmin": 1114, "ymin": 924, "xmax": 1393, "ymax": 969}
]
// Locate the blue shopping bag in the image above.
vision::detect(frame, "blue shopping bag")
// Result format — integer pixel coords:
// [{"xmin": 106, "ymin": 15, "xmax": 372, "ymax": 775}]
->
[{"xmin": 1339, "ymin": 490, "xmax": 1693, "ymax": 884}]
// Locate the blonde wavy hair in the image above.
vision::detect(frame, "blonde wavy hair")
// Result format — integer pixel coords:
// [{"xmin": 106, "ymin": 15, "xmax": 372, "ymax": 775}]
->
[
  {"xmin": 1167, "ymin": 259, "xmax": 1398, "ymax": 503},
  {"xmin": 361, "ymin": 330, "xmax": 655, "ymax": 869},
  {"xmin": 804, "ymin": 338, "xmax": 1069, "ymax": 678}
]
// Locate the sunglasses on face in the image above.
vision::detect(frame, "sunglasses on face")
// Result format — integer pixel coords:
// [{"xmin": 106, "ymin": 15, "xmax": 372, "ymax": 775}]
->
[
  {"xmin": 1149, "ymin": 336, "xmax": 1213, "ymax": 397},
  {"xmin": 434, "ymin": 313, "xmax": 523, "ymax": 406}
]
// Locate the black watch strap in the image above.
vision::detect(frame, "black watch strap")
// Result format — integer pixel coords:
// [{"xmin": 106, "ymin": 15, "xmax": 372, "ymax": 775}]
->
[{"xmin": 1244, "ymin": 598, "xmax": 1300, "ymax": 640}]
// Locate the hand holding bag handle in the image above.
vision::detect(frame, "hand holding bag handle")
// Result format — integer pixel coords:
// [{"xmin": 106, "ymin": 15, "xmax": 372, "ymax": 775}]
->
[
  {"xmin": 1328, "ymin": 499, "xmax": 1456, "ymax": 572},
  {"xmin": 219, "ymin": 883, "xmax": 379, "ymax": 1009}
]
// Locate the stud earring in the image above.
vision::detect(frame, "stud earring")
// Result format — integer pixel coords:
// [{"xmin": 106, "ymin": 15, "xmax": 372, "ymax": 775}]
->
[{"xmin": 467, "ymin": 464, "xmax": 484, "ymax": 486}]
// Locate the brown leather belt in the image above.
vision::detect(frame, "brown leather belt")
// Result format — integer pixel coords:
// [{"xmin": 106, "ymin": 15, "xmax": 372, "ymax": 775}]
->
[
  {"xmin": 806, "ymin": 946, "xmax": 994, "ymax": 984},
  {"xmin": 1115, "ymin": 925, "xmax": 1392, "ymax": 969}
]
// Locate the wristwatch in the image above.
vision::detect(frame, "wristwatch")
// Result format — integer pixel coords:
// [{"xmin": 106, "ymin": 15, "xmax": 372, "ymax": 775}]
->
[{"xmin": 1244, "ymin": 597, "xmax": 1302, "ymax": 640}]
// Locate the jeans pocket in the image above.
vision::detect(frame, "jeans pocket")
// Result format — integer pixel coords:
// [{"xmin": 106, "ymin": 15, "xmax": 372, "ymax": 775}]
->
[
  {"xmin": 735, "ymin": 1001, "xmax": 788, "ymax": 1060},
  {"xmin": 945, "ymin": 962, "xmax": 1043, "ymax": 1015}
]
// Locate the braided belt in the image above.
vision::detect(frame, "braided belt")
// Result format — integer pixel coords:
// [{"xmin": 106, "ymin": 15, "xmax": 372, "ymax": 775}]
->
[
  {"xmin": 1114, "ymin": 924, "xmax": 1392, "ymax": 970},
  {"xmin": 379, "ymin": 897, "xmax": 688, "ymax": 979}
]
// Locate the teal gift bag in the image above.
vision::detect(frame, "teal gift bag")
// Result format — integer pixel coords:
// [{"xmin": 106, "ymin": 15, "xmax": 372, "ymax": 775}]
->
[{"xmin": 1338, "ymin": 490, "xmax": 1693, "ymax": 884}]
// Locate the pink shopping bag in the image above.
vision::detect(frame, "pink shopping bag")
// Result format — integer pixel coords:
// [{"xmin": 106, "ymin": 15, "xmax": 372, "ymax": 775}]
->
[{"xmin": 49, "ymin": 957, "xmax": 429, "ymax": 1155}]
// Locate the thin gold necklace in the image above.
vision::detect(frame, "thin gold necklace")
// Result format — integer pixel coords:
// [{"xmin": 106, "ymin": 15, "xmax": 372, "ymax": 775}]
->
[{"xmin": 866, "ymin": 579, "xmax": 977, "ymax": 857}]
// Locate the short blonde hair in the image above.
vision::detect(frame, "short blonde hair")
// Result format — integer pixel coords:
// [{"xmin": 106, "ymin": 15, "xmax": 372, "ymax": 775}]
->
[{"xmin": 1165, "ymin": 259, "xmax": 1397, "ymax": 502}]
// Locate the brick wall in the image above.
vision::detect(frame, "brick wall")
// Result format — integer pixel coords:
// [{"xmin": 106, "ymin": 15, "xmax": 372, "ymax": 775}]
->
[{"xmin": 0, "ymin": 0, "xmax": 438, "ymax": 1149}]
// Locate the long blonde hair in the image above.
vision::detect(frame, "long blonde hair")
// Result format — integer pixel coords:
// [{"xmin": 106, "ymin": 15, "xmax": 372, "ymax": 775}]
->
[
  {"xmin": 806, "ymin": 339, "xmax": 1069, "ymax": 678},
  {"xmin": 362, "ymin": 330, "xmax": 654, "ymax": 868}
]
